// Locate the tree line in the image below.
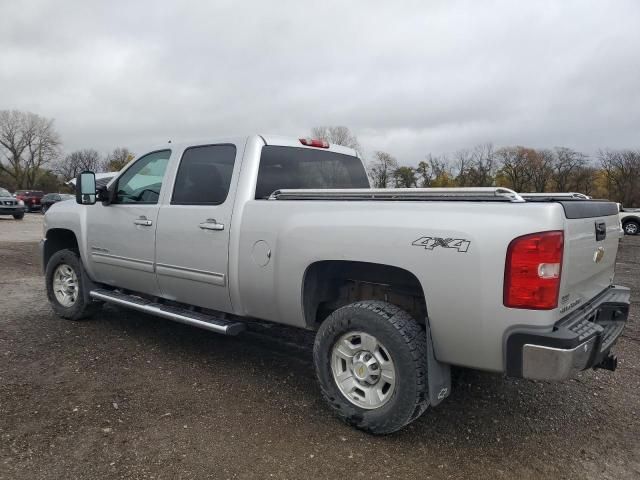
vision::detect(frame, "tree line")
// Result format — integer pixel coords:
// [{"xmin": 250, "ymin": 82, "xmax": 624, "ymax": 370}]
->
[
  {"xmin": 0, "ymin": 110, "xmax": 133, "ymax": 192},
  {"xmin": 314, "ymin": 126, "xmax": 640, "ymax": 207},
  {"xmin": 1, "ymin": 111, "xmax": 638, "ymax": 206}
]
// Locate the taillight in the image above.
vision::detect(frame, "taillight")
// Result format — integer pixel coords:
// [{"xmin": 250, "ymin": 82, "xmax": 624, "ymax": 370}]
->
[
  {"xmin": 504, "ymin": 231, "xmax": 564, "ymax": 310},
  {"xmin": 299, "ymin": 138, "xmax": 329, "ymax": 148}
]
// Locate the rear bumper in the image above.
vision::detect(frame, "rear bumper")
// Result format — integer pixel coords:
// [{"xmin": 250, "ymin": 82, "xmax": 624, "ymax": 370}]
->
[{"xmin": 506, "ymin": 285, "xmax": 630, "ymax": 380}]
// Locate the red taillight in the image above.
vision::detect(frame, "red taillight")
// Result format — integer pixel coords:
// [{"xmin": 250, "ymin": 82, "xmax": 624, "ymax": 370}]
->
[
  {"xmin": 504, "ymin": 231, "xmax": 564, "ymax": 310},
  {"xmin": 299, "ymin": 138, "xmax": 329, "ymax": 148}
]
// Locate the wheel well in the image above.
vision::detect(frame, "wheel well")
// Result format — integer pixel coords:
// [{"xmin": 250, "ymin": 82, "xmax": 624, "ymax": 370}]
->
[
  {"xmin": 622, "ymin": 216, "xmax": 640, "ymax": 225},
  {"xmin": 44, "ymin": 229, "xmax": 79, "ymax": 268},
  {"xmin": 302, "ymin": 261, "xmax": 427, "ymax": 329}
]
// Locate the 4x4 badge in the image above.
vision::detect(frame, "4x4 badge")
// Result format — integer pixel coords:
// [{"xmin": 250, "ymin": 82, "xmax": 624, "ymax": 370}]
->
[{"xmin": 412, "ymin": 236, "xmax": 471, "ymax": 253}]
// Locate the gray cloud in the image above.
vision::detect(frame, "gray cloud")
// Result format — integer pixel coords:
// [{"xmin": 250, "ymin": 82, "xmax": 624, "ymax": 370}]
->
[{"xmin": 1, "ymin": 0, "xmax": 639, "ymax": 165}]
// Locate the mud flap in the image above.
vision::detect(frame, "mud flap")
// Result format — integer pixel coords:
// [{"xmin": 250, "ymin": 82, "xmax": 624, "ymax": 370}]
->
[{"xmin": 426, "ymin": 323, "xmax": 451, "ymax": 407}]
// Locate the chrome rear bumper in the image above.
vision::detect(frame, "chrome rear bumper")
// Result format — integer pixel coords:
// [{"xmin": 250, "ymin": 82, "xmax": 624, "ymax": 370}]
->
[
  {"xmin": 522, "ymin": 336, "xmax": 598, "ymax": 381},
  {"xmin": 506, "ymin": 285, "xmax": 630, "ymax": 380}
]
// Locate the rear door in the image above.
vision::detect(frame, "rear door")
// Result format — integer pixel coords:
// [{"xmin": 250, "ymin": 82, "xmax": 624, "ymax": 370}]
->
[
  {"xmin": 559, "ymin": 201, "xmax": 621, "ymax": 313},
  {"xmin": 154, "ymin": 143, "xmax": 241, "ymax": 313}
]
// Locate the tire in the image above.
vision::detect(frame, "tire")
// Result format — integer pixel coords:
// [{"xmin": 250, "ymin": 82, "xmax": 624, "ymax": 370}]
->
[
  {"xmin": 623, "ymin": 220, "xmax": 639, "ymax": 235},
  {"xmin": 45, "ymin": 249, "xmax": 100, "ymax": 320},
  {"xmin": 41, "ymin": 205, "xmax": 48, "ymax": 214},
  {"xmin": 313, "ymin": 301, "xmax": 429, "ymax": 435},
  {"xmin": 13, "ymin": 213, "xmax": 24, "ymax": 220}
]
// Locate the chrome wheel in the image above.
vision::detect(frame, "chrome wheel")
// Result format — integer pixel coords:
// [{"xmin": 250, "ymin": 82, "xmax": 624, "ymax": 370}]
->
[
  {"xmin": 331, "ymin": 331, "xmax": 396, "ymax": 410},
  {"xmin": 52, "ymin": 264, "xmax": 79, "ymax": 307},
  {"xmin": 624, "ymin": 222, "xmax": 638, "ymax": 235}
]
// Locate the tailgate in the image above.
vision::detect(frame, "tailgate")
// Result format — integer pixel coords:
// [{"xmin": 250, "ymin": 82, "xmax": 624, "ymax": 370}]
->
[{"xmin": 559, "ymin": 201, "xmax": 620, "ymax": 315}]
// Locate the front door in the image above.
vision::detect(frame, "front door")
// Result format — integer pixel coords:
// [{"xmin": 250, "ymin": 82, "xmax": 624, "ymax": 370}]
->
[
  {"xmin": 155, "ymin": 143, "xmax": 239, "ymax": 313},
  {"xmin": 86, "ymin": 149, "xmax": 172, "ymax": 295}
]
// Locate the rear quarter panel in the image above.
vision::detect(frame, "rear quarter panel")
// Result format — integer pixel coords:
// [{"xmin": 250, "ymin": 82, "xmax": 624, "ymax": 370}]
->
[{"xmin": 236, "ymin": 200, "xmax": 566, "ymax": 372}]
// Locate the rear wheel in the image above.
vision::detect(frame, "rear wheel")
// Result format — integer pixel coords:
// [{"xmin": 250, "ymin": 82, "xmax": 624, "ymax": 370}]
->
[
  {"xmin": 313, "ymin": 301, "xmax": 429, "ymax": 434},
  {"xmin": 45, "ymin": 249, "xmax": 100, "ymax": 320},
  {"xmin": 624, "ymin": 221, "xmax": 639, "ymax": 235}
]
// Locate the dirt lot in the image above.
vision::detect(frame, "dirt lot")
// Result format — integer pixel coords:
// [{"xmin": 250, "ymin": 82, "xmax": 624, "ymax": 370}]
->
[{"xmin": 1, "ymin": 214, "xmax": 639, "ymax": 479}]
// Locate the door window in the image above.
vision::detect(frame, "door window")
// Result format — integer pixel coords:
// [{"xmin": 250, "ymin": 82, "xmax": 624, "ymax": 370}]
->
[
  {"xmin": 115, "ymin": 150, "xmax": 171, "ymax": 204},
  {"xmin": 171, "ymin": 144, "xmax": 237, "ymax": 205}
]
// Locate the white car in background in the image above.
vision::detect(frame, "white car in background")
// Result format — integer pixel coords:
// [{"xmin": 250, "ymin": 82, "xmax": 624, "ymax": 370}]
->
[{"xmin": 619, "ymin": 205, "xmax": 640, "ymax": 235}]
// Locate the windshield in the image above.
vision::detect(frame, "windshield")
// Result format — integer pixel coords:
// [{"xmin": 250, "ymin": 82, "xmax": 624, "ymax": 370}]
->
[
  {"xmin": 255, "ymin": 146, "xmax": 370, "ymax": 199},
  {"xmin": 0, "ymin": 188, "xmax": 11, "ymax": 197}
]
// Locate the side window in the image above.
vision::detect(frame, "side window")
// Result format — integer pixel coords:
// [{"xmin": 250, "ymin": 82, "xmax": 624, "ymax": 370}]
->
[
  {"xmin": 115, "ymin": 150, "xmax": 171, "ymax": 204},
  {"xmin": 171, "ymin": 144, "xmax": 237, "ymax": 205}
]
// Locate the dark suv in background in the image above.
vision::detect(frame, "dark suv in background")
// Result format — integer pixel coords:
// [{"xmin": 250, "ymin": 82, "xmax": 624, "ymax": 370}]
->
[
  {"xmin": 41, "ymin": 193, "xmax": 74, "ymax": 213},
  {"xmin": 0, "ymin": 187, "xmax": 25, "ymax": 219},
  {"xmin": 14, "ymin": 190, "xmax": 44, "ymax": 212}
]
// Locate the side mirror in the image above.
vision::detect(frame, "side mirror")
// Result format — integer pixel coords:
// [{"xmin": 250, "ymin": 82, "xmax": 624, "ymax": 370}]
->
[{"xmin": 76, "ymin": 171, "xmax": 97, "ymax": 205}]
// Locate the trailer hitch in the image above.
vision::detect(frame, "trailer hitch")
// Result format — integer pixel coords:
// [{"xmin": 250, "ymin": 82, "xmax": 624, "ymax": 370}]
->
[{"xmin": 594, "ymin": 353, "xmax": 618, "ymax": 372}]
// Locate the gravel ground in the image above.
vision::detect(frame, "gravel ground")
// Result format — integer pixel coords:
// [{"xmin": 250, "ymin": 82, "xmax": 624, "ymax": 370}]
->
[{"xmin": 0, "ymin": 215, "xmax": 638, "ymax": 479}]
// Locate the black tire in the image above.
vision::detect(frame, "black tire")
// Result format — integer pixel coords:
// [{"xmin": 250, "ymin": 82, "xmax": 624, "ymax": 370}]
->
[
  {"xmin": 313, "ymin": 301, "xmax": 429, "ymax": 435},
  {"xmin": 13, "ymin": 213, "xmax": 24, "ymax": 220},
  {"xmin": 623, "ymin": 220, "xmax": 639, "ymax": 235},
  {"xmin": 45, "ymin": 249, "xmax": 100, "ymax": 320}
]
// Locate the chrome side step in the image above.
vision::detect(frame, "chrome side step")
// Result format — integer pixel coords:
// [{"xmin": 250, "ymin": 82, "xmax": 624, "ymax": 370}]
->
[{"xmin": 90, "ymin": 289, "xmax": 245, "ymax": 336}]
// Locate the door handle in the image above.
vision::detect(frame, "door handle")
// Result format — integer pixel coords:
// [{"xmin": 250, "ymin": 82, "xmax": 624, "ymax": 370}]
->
[
  {"xmin": 199, "ymin": 219, "xmax": 224, "ymax": 231},
  {"xmin": 134, "ymin": 216, "xmax": 153, "ymax": 226}
]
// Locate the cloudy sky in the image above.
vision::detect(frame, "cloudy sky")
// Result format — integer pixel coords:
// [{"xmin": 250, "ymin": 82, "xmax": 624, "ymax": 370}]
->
[{"xmin": 1, "ymin": 0, "xmax": 639, "ymax": 164}]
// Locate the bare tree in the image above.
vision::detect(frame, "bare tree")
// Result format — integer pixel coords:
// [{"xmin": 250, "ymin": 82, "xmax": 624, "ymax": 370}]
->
[
  {"xmin": 426, "ymin": 154, "xmax": 455, "ymax": 187},
  {"xmin": 453, "ymin": 149, "xmax": 472, "ymax": 186},
  {"xmin": 311, "ymin": 126, "xmax": 360, "ymax": 153},
  {"xmin": 552, "ymin": 147, "xmax": 588, "ymax": 191},
  {"xmin": 529, "ymin": 149, "xmax": 555, "ymax": 192},
  {"xmin": 56, "ymin": 149, "xmax": 102, "ymax": 181},
  {"xmin": 102, "ymin": 147, "xmax": 134, "ymax": 172},
  {"xmin": 570, "ymin": 165, "xmax": 598, "ymax": 197},
  {"xmin": 0, "ymin": 110, "xmax": 61, "ymax": 189},
  {"xmin": 599, "ymin": 149, "xmax": 640, "ymax": 206},
  {"xmin": 468, "ymin": 143, "xmax": 496, "ymax": 187},
  {"xmin": 496, "ymin": 146, "xmax": 535, "ymax": 192},
  {"xmin": 454, "ymin": 144, "xmax": 495, "ymax": 187},
  {"xmin": 368, "ymin": 151, "xmax": 398, "ymax": 188}
]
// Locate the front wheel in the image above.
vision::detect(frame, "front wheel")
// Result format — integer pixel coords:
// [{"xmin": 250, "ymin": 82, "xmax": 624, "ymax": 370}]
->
[
  {"xmin": 313, "ymin": 301, "xmax": 429, "ymax": 434},
  {"xmin": 13, "ymin": 213, "xmax": 24, "ymax": 220},
  {"xmin": 624, "ymin": 221, "xmax": 639, "ymax": 235},
  {"xmin": 45, "ymin": 249, "xmax": 100, "ymax": 320}
]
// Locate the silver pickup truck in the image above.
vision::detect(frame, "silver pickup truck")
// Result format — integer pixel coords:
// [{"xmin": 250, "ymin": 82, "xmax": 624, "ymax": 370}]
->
[{"xmin": 42, "ymin": 135, "xmax": 630, "ymax": 434}]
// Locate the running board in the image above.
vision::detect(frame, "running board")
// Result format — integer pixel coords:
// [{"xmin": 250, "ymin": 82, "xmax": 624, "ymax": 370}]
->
[{"xmin": 89, "ymin": 289, "xmax": 245, "ymax": 336}]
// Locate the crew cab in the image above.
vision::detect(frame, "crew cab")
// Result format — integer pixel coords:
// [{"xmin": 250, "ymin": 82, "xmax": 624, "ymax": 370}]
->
[{"xmin": 41, "ymin": 135, "xmax": 630, "ymax": 434}]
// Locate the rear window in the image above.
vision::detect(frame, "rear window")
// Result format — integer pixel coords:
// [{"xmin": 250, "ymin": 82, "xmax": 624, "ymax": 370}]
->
[{"xmin": 255, "ymin": 146, "xmax": 369, "ymax": 199}]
